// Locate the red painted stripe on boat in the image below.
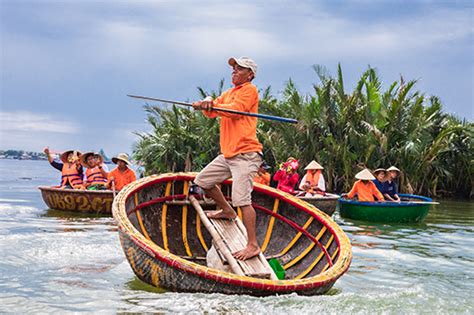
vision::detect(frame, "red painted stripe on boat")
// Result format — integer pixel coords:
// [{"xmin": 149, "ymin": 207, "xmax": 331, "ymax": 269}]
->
[
  {"xmin": 253, "ymin": 204, "xmax": 333, "ymax": 267},
  {"xmin": 252, "ymin": 185, "xmax": 343, "ymax": 260},
  {"xmin": 126, "ymin": 232, "xmax": 334, "ymax": 292},
  {"xmin": 126, "ymin": 194, "xmax": 187, "ymax": 215}
]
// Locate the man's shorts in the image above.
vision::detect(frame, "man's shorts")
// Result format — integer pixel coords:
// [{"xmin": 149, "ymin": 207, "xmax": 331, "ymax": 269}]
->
[{"xmin": 194, "ymin": 152, "xmax": 262, "ymax": 207}]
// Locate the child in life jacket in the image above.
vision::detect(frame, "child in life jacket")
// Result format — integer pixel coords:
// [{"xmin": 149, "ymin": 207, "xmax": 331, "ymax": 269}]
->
[{"xmin": 81, "ymin": 152, "xmax": 109, "ymax": 190}]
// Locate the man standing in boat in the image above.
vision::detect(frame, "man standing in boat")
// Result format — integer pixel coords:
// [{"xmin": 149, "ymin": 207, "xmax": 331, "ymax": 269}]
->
[{"xmin": 192, "ymin": 56, "xmax": 262, "ymax": 261}]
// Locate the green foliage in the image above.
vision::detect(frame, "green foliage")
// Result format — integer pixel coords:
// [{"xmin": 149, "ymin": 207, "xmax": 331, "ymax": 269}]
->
[{"xmin": 133, "ymin": 65, "xmax": 473, "ymax": 198}]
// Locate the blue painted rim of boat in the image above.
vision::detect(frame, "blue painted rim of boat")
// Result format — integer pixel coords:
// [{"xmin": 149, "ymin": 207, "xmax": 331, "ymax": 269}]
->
[{"xmin": 339, "ymin": 194, "xmax": 432, "ymax": 207}]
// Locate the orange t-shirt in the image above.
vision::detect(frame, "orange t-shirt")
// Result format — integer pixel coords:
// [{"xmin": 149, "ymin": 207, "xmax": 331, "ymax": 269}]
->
[
  {"xmin": 347, "ymin": 180, "xmax": 385, "ymax": 202},
  {"xmin": 203, "ymin": 82, "xmax": 263, "ymax": 158},
  {"xmin": 108, "ymin": 167, "xmax": 136, "ymax": 191},
  {"xmin": 254, "ymin": 172, "xmax": 271, "ymax": 186}
]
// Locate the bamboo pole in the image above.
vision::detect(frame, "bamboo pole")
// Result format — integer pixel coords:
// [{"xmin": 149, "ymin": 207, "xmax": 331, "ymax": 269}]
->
[
  {"xmin": 189, "ymin": 196, "xmax": 244, "ymax": 276},
  {"xmin": 128, "ymin": 94, "xmax": 298, "ymax": 124}
]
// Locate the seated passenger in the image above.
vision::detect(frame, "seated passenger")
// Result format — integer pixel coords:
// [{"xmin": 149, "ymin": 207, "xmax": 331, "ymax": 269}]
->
[
  {"xmin": 107, "ymin": 153, "xmax": 136, "ymax": 191},
  {"xmin": 384, "ymin": 166, "xmax": 401, "ymax": 202},
  {"xmin": 81, "ymin": 152, "xmax": 108, "ymax": 190},
  {"xmin": 273, "ymin": 157, "xmax": 299, "ymax": 194},
  {"xmin": 254, "ymin": 161, "xmax": 271, "ymax": 186},
  {"xmin": 43, "ymin": 147, "xmax": 84, "ymax": 189},
  {"xmin": 372, "ymin": 168, "xmax": 386, "ymax": 194},
  {"xmin": 298, "ymin": 160, "xmax": 326, "ymax": 197},
  {"xmin": 346, "ymin": 169, "xmax": 384, "ymax": 202}
]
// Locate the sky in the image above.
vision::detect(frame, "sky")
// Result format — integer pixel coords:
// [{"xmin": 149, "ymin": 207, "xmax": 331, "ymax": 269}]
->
[{"xmin": 1, "ymin": 0, "xmax": 473, "ymax": 157}]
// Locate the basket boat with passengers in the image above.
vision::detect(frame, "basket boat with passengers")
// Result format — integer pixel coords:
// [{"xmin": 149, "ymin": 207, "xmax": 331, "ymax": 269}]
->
[
  {"xmin": 298, "ymin": 193, "xmax": 340, "ymax": 216},
  {"xmin": 112, "ymin": 172, "xmax": 352, "ymax": 296},
  {"xmin": 339, "ymin": 194, "xmax": 435, "ymax": 223}
]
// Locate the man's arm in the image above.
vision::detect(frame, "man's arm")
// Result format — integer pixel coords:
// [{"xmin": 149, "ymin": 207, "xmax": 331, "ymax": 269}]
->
[
  {"xmin": 212, "ymin": 87, "xmax": 258, "ymax": 119},
  {"xmin": 372, "ymin": 184, "xmax": 385, "ymax": 201}
]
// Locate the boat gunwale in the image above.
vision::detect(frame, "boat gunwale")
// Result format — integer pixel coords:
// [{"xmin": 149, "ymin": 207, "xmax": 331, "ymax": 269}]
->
[
  {"xmin": 113, "ymin": 172, "xmax": 352, "ymax": 292},
  {"xmin": 339, "ymin": 194, "xmax": 432, "ymax": 207},
  {"xmin": 299, "ymin": 194, "xmax": 340, "ymax": 202},
  {"xmin": 38, "ymin": 186, "xmax": 114, "ymax": 196}
]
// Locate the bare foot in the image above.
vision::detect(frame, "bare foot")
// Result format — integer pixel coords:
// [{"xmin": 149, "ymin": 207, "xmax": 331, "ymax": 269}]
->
[
  {"xmin": 206, "ymin": 209, "xmax": 237, "ymax": 220},
  {"xmin": 232, "ymin": 245, "xmax": 261, "ymax": 261}
]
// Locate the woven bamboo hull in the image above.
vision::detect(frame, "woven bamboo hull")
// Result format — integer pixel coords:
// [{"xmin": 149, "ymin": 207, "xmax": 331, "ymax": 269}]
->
[
  {"xmin": 299, "ymin": 194, "xmax": 340, "ymax": 216},
  {"xmin": 39, "ymin": 186, "xmax": 114, "ymax": 213},
  {"xmin": 339, "ymin": 194, "xmax": 432, "ymax": 223},
  {"xmin": 113, "ymin": 173, "xmax": 352, "ymax": 296}
]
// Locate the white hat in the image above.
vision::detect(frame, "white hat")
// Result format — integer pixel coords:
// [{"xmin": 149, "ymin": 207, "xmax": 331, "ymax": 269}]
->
[
  {"xmin": 228, "ymin": 56, "xmax": 257, "ymax": 76},
  {"xmin": 112, "ymin": 153, "xmax": 131, "ymax": 165},
  {"xmin": 304, "ymin": 160, "xmax": 324, "ymax": 170},
  {"xmin": 373, "ymin": 168, "xmax": 386, "ymax": 174},
  {"xmin": 355, "ymin": 169, "xmax": 376, "ymax": 180},
  {"xmin": 386, "ymin": 166, "xmax": 400, "ymax": 172}
]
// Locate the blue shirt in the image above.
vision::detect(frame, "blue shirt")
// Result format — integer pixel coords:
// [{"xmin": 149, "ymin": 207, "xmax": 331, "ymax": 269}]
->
[
  {"xmin": 383, "ymin": 180, "xmax": 398, "ymax": 197},
  {"xmin": 373, "ymin": 179, "xmax": 385, "ymax": 194}
]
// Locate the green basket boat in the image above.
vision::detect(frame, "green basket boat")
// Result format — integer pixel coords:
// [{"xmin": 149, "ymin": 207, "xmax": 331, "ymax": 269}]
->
[{"xmin": 339, "ymin": 194, "xmax": 435, "ymax": 223}]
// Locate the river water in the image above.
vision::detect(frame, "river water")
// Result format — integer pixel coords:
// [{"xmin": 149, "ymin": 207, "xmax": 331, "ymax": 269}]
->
[{"xmin": 0, "ymin": 159, "xmax": 472, "ymax": 314}]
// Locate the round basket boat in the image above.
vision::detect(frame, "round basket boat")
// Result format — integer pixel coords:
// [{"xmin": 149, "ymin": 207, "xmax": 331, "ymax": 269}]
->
[
  {"xmin": 339, "ymin": 194, "xmax": 434, "ymax": 223},
  {"xmin": 39, "ymin": 186, "xmax": 114, "ymax": 213},
  {"xmin": 298, "ymin": 193, "xmax": 340, "ymax": 216},
  {"xmin": 113, "ymin": 172, "xmax": 352, "ymax": 296}
]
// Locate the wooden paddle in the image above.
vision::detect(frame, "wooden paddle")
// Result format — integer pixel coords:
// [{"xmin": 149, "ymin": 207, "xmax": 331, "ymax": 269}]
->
[
  {"xmin": 127, "ymin": 94, "xmax": 298, "ymax": 124},
  {"xmin": 406, "ymin": 201, "xmax": 440, "ymax": 205},
  {"xmin": 111, "ymin": 179, "xmax": 116, "ymax": 198},
  {"xmin": 188, "ymin": 196, "xmax": 244, "ymax": 276}
]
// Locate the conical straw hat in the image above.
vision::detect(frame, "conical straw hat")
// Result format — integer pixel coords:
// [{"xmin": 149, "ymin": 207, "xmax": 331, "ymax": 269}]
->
[
  {"xmin": 355, "ymin": 168, "xmax": 376, "ymax": 180},
  {"xmin": 60, "ymin": 150, "xmax": 81, "ymax": 164},
  {"xmin": 304, "ymin": 160, "xmax": 324, "ymax": 170},
  {"xmin": 386, "ymin": 166, "xmax": 400, "ymax": 172}
]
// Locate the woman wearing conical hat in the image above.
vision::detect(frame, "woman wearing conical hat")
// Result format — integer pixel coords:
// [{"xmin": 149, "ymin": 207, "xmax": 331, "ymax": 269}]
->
[
  {"xmin": 43, "ymin": 147, "xmax": 84, "ymax": 189},
  {"xmin": 383, "ymin": 166, "xmax": 401, "ymax": 202},
  {"xmin": 372, "ymin": 168, "xmax": 387, "ymax": 195},
  {"xmin": 298, "ymin": 160, "xmax": 326, "ymax": 197},
  {"xmin": 345, "ymin": 168, "xmax": 384, "ymax": 202}
]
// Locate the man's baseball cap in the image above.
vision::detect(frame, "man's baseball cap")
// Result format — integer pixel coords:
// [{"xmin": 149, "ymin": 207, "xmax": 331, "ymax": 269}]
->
[{"xmin": 228, "ymin": 56, "xmax": 257, "ymax": 76}]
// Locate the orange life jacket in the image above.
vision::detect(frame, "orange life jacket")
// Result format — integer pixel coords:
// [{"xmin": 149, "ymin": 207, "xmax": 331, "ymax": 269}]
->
[
  {"xmin": 86, "ymin": 167, "xmax": 107, "ymax": 185},
  {"xmin": 304, "ymin": 170, "xmax": 326, "ymax": 195},
  {"xmin": 306, "ymin": 170, "xmax": 321, "ymax": 187},
  {"xmin": 61, "ymin": 163, "xmax": 83, "ymax": 187}
]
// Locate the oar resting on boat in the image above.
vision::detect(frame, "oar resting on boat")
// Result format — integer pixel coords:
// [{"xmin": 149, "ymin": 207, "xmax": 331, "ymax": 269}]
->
[{"xmin": 189, "ymin": 196, "xmax": 277, "ymax": 280}]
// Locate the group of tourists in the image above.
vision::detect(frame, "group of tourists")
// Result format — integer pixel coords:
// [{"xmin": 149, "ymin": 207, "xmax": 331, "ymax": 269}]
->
[
  {"xmin": 253, "ymin": 157, "xmax": 327, "ymax": 197},
  {"xmin": 43, "ymin": 147, "xmax": 136, "ymax": 192},
  {"xmin": 346, "ymin": 166, "xmax": 400, "ymax": 202},
  {"xmin": 252, "ymin": 155, "xmax": 401, "ymax": 203}
]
